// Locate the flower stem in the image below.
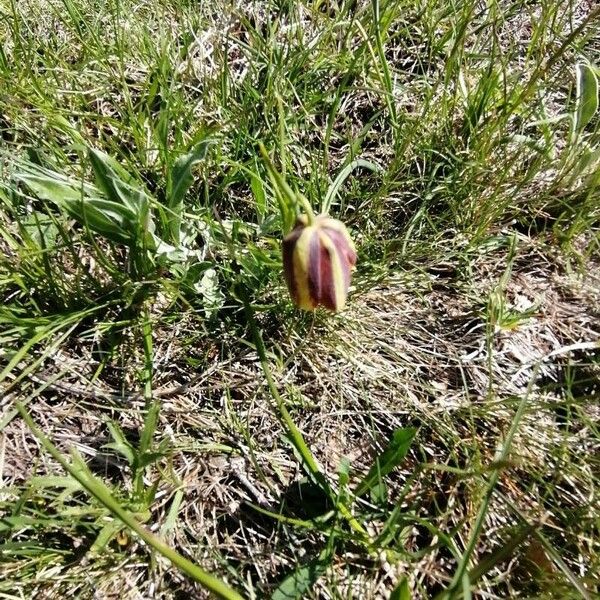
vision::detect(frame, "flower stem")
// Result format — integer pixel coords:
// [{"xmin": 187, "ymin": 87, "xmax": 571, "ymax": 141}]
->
[
  {"xmin": 242, "ymin": 294, "xmax": 372, "ymax": 543},
  {"xmin": 258, "ymin": 142, "xmax": 316, "ymax": 224},
  {"xmin": 296, "ymin": 193, "xmax": 317, "ymax": 223}
]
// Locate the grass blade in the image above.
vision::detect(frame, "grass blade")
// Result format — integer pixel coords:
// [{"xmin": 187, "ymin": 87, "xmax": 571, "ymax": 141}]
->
[
  {"xmin": 167, "ymin": 138, "xmax": 212, "ymax": 243},
  {"xmin": 354, "ymin": 428, "xmax": 416, "ymax": 498},
  {"xmin": 14, "ymin": 401, "xmax": 244, "ymax": 600},
  {"xmin": 272, "ymin": 536, "xmax": 336, "ymax": 600},
  {"xmin": 322, "ymin": 158, "xmax": 382, "ymax": 215},
  {"xmin": 390, "ymin": 577, "xmax": 411, "ymax": 600},
  {"xmin": 574, "ymin": 62, "xmax": 599, "ymax": 133}
]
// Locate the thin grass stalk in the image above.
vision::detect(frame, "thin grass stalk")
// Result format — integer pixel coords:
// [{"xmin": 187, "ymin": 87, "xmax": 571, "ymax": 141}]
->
[
  {"xmin": 241, "ymin": 294, "xmax": 374, "ymax": 543},
  {"xmin": 14, "ymin": 400, "xmax": 245, "ymax": 600},
  {"xmin": 135, "ymin": 304, "xmax": 161, "ymax": 498},
  {"xmin": 438, "ymin": 363, "xmax": 541, "ymax": 599}
]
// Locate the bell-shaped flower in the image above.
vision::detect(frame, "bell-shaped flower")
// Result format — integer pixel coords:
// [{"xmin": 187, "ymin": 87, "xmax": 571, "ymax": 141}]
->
[{"xmin": 282, "ymin": 214, "xmax": 357, "ymax": 312}]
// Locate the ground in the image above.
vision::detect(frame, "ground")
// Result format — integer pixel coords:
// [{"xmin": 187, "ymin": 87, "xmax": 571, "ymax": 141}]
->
[{"xmin": 0, "ymin": 1, "xmax": 599, "ymax": 599}]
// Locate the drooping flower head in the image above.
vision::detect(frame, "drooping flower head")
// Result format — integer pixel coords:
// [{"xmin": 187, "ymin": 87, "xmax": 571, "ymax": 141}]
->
[{"xmin": 282, "ymin": 214, "xmax": 357, "ymax": 312}]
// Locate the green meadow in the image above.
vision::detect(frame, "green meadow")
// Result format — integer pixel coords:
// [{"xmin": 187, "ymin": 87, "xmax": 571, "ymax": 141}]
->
[{"xmin": 0, "ymin": 0, "xmax": 599, "ymax": 598}]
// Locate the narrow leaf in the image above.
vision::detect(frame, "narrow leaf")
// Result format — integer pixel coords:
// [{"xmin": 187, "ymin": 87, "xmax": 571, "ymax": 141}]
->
[
  {"xmin": 167, "ymin": 139, "xmax": 212, "ymax": 243},
  {"xmin": 258, "ymin": 143, "xmax": 298, "ymax": 233},
  {"xmin": 89, "ymin": 520, "xmax": 123, "ymax": 554},
  {"xmin": 575, "ymin": 62, "xmax": 599, "ymax": 132},
  {"xmin": 272, "ymin": 544, "xmax": 334, "ymax": 600},
  {"xmin": 390, "ymin": 577, "xmax": 411, "ymax": 600},
  {"xmin": 469, "ymin": 523, "xmax": 537, "ymax": 583},
  {"xmin": 103, "ymin": 420, "xmax": 136, "ymax": 465},
  {"xmin": 160, "ymin": 489, "xmax": 185, "ymax": 537},
  {"xmin": 323, "ymin": 158, "xmax": 382, "ymax": 214},
  {"xmin": 354, "ymin": 427, "xmax": 416, "ymax": 498},
  {"xmin": 250, "ymin": 170, "xmax": 267, "ymax": 220}
]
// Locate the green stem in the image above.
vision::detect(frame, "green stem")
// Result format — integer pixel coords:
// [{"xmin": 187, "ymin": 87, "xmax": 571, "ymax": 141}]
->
[
  {"xmin": 296, "ymin": 193, "xmax": 317, "ymax": 222},
  {"xmin": 139, "ymin": 305, "xmax": 158, "ymax": 453},
  {"xmin": 15, "ymin": 401, "xmax": 244, "ymax": 600},
  {"xmin": 371, "ymin": 0, "xmax": 398, "ymax": 136},
  {"xmin": 242, "ymin": 296, "xmax": 371, "ymax": 542},
  {"xmin": 258, "ymin": 142, "xmax": 316, "ymax": 224},
  {"xmin": 135, "ymin": 305, "xmax": 160, "ymax": 498}
]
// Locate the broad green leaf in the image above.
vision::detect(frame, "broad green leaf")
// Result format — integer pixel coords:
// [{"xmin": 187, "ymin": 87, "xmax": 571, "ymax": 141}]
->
[
  {"xmin": 17, "ymin": 169, "xmax": 139, "ymax": 245},
  {"xmin": 390, "ymin": 577, "xmax": 411, "ymax": 600},
  {"xmin": 138, "ymin": 451, "xmax": 167, "ymax": 469},
  {"xmin": 17, "ymin": 171, "xmax": 85, "ymax": 203},
  {"xmin": 354, "ymin": 427, "xmax": 416, "ymax": 498},
  {"xmin": 169, "ymin": 139, "xmax": 212, "ymax": 208},
  {"xmin": 574, "ymin": 62, "xmax": 598, "ymax": 132},
  {"xmin": 20, "ymin": 211, "xmax": 59, "ymax": 249},
  {"xmin": 167, "ymin": 139, "xmax": 212, "ymax": 244},
  {"xmin": 89, "ymin": 148, "xmax": 152, "ymax": 233},
  {"xmin": 578, "ymin": 144, "xmax": 600, "ymax": 174},
  {"xmin": 67, "ymin": 198, "xmax": 138, "ymax": 245},
  {"xmin": 338, "ymin": 457, "xmax": 351, "ymax": 488},
  {"xmin": 370, "ymin": 480, "xmax": 388, "ymax": 505},
  {"xmin": 89, "ymin": 148, "xmax": 144, "ymax": 196},
  {"xmin": 271, "ymin": 545, "xmax": 334, "ymax": 600},
  {"xmin": 169, "ymin": 260, "xmax": 212, "ymax": 290}
]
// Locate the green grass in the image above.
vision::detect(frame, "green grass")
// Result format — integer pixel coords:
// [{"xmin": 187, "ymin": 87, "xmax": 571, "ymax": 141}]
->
[{"xmin": 1, "ymin": 0, "xmax": 599, "ymax": 598}]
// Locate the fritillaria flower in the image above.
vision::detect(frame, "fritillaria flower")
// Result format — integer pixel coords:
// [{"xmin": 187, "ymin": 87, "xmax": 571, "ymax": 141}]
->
[{"xmin": 282, "ymin": 214, "xmax": 357, "ymax": 312}]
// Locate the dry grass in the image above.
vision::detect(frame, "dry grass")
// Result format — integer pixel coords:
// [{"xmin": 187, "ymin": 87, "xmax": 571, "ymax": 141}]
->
[
  {"xmin": 1, "ymin": 0, "xmax": 599, "ymax": 597},
  {"xmin": 2, "ymin": 233, "xmax": 598, "ymax": 598}
]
